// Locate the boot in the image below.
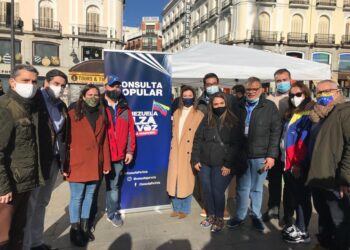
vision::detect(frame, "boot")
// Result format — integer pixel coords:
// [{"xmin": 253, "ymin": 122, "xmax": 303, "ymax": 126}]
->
[
  {"xmin": 81, "ymin": 218, "xmax": 95, "ymax": 241},
  {"xmin": 70, "ymin": 223, "xmax": 87, "ymax": 247}
]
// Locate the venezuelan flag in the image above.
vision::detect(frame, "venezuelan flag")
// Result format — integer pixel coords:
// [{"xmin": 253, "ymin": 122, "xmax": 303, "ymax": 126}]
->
[{"xmin": 152, "ymin": 100, "xmax": 170, "ymax": 116}]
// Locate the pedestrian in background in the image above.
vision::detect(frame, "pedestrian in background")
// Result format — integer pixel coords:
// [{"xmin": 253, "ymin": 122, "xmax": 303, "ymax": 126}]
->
[
  {"xmin": 192, "ymin": 92, "xmax": 245, "ymax": 232},
  {"xmin": 167, "ymin": 85, "xmax": 203, "ymax": 219},
  {"xmin": 64, "ymin": 84, "xmax": 110, "ymax": 247}
]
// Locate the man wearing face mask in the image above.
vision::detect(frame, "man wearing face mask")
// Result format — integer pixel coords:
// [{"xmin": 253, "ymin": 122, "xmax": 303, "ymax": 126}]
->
[
  {"xmin": 23, "ymin": 70, "xmax": 68, "ymax": 250},
  {"xmin": 227, "ymin": 77, "xmax": 281, "ymax": 232},
  {"xmin": 0, "ymin": 64, "xmax": 44, "ymax": 250},
  {"xmin": 306, "ymin": 80, "xmax": 350, "ymax": 250},
  {"xmin": 91, "ymin": 75, "xmax": 135, "ymax": 228},
  {"xmin": 263, "ymin": 68, "xmax": 292, "ymax": 223}
]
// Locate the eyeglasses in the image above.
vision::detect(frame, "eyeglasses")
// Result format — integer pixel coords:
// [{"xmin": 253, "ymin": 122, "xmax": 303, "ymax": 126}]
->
[
  {"xmin": 289, "ymin": 92, "xmax": 303, "ymax": 98},
  {"xmin": 246, "ymin": 88, "xmax": 261, "ymax": 93},
  {"xmin": 315, "ymin": 89, "xmax": 338, "ymax": 97}
]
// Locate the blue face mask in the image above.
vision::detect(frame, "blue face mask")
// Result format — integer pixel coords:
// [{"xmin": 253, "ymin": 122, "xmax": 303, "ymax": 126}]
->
[
  {"xmin": 317, "ymin": 95, "xmax": 334, "ymax": 106},
  {"xmin": 276, "ymin": 81, "xmax": 291, "ymax": 94},
  {"xmin": 182, "ymin": 98, "xmax": 194, "ymax": 107},
  {"xmin": 206, "ymin": 85, "xmax": 220, "ymax": 96},
  {"xmin": 246, "ymin": 97, "xmax": 259, "ymax": 104}
]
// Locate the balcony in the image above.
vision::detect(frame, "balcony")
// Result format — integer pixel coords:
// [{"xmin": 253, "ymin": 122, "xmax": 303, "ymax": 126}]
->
[
  {"xmin": 314, "ymin": 33, "xmax": 335, "ymax": 45},
  {"xmin": 251, "ymin": 30, "xmax": 279, "ymax": 43},
  {"xmin": 256, "ymin": 0, "xmax": 277, "ymax": 6},
  {"xmin": 218, "ymin": 33, "xmax": 233, "ymax": 44},
  {"xmin": 75, "ymin": 24, "xmax": 108, "ymax": 38},
  {"xmin": 222, "ymin": 0, "xmax": 233, "ymax": 10},
  {"xmin": 0, "ymin": 15, "xmax": 23, "ymax": 33},
  {"xmin": 209, "ymin": 7, "xmax": 219, "ymax": 18},
  {"xmin": 344, "ymin": 0, "xmax": 350, "ymax": 9},
  {"xmin": 341, "ymin": 35, "xmax": 350, "ymax": 45},
  {"xmin": 32, "ymin": 19, "xmax": 61, "ymax": 36},
  {"xmin": 289, "ymin": 0, "xmax": 310, "ymax": 8},
  {"xmin": 200, "ymin": 13, "xmax": 208, "ymax": 24},
  {"xmin": 287, "ymin": 32, "xmax": 308, "ymax": 44},
  {"xmin": 193, "ymin": 19, "xmax": 200, "ymax": 29},
  {"xmin": 316, "ymin": 0, "xmax": 336, "ymax": 9}
]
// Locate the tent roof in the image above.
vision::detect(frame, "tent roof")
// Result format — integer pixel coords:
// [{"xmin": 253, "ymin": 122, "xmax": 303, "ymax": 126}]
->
[{"xmin": 171, "ymin": 42, "xmax": 331, "ymax": 87}]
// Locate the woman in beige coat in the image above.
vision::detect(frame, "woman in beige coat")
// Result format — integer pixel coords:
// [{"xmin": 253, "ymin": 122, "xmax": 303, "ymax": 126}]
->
[{"xmin": 167, "ymin": 86, "xmax": 204, "ymax": 219}]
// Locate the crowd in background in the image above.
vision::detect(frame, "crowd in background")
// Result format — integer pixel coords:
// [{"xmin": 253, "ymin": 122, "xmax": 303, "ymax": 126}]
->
[{"xmin": 0, "ymin": 64, "xmax": 349, "ymax": 250}]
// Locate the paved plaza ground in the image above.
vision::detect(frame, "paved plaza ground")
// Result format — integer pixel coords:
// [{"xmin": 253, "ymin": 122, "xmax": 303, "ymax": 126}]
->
[{"xmin": 43, "ymin": 178, "xmax": 320, "ymax": 250}]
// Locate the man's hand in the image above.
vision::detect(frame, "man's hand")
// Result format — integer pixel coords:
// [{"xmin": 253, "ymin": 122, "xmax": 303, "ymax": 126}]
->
[
  {"xmin": 0, "ymin": 192, "xmax": 12, "ymax": 204},
  {"xmin": 194, "ymin": 162, "xmax": 201, "ymax": 171},
  {"xmin": 62, "ymin": 172, "xmax": 69, "ymax": 177},
  {"xmin": 125, "ymin": 153, "xmax": 133, "ymax": 165},
  {"xmin": 103, "ymin": 170, "xmax": 110, "ymax": 175},
  {"xmin": 264, "ymin": 157, "xmax": 275, "ymax": 171},
  {"xmin": 221, "ymin": 166, "xmax": 231, "ymax": 176},
  {"xmin": 340, "ymin": 185, "xmax": 350, "ymax": 199}
]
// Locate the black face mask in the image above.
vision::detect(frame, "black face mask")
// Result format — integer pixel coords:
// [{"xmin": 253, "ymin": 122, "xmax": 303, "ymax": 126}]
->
[
  {"xmin": 106, "ymin": 90, "xmax": 121, "ymax": 101},
  {"xmin": 213, "ymin": 107, "xmax": 226, "ymax": 117}
]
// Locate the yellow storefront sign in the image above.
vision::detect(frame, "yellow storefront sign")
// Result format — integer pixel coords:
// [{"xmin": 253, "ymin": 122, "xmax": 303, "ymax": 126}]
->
[{"xmin": 69, "ymin": 72, "xmax": 106, "ymax": 85}]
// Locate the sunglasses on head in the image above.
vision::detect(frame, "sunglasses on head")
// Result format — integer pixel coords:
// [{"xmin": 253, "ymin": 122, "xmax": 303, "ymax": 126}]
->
[{"xmin": 289, "ymin": 92, "xmax": 303, "ymax": 98}]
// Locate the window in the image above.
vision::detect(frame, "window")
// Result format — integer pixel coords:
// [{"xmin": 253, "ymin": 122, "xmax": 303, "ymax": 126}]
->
[
  {"xmin": 86, "ymin": 5, "xmax": 100, "ymax": 32},
  {"xmin": 0, "ymin": 1, "xmax": 19, "ymax": 27},
  {"xmin": 0, "ymin": 39, "xmax": 21, "ymax": 64},
  {"xmin": 346, "ymin": 18, "xmax": 350, "ymax": 35},
  {"xmin": 291, "ymin": 14, "xmax": 303, "ymax": 33},
  {"xmin": 225, "ymin": 16, "xmax": 231, "ymax": 35},
  {"xmin": 82, "ymin": 46, "xmax": 102, "ymax": 61},
  {"xmin": 312, "ymin": 52, "xmax": 330, "ymax": 64},
  {"xmin": 258, "ymin": 12, "xmax": 270, "ymax": 32},
  {"xmin": 339, "ymin": 53, "xmax": 350, "ymax": 71},
  {"xmin": 318, "ymin": 15, "xmax": 330, "ymax": 34},
  {"xmin": 39, "ymin": 0, "xmax": 53, "ymax": 28},
  {"xmin": 33, "ymin": 42, "xmax": 59, "ymax": 66},
  {"xmin": 146, "ymin": 25, "xmax": 155, "ymax": 34},
  {"xmin": 286, "ymin": 52, "xmax": 303, "ymax": 59}
]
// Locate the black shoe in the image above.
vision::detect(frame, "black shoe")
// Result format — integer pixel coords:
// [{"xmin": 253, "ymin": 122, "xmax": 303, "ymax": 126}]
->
[
  {"xmin": 262, "ymin": 210, "xmax": 279, "ymax": 222},
  {"xmin": 81, "ymin": 218, "xmax": 95, "ymax": 241},
  {"xmin": 30, "ymin": 244, "xmax": 58, "ymax": 250},
  {"xmin": 70, "ymin": 223, "xmax": 87, "ymax": 247},
  {"xmin": 252, "ymin": 218, "xmax": 265, "ymax": 232}
]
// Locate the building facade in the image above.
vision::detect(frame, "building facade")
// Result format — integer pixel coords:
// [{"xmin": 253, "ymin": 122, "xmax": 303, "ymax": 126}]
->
[
  {"xmin": 124, "ymin": 17, "xmax": 162, "ymax": 51},
  {"xmin": 162, "ymin": 0, "xmax": 350, "ymax": 86},
  {"xmin": 0, "ymin": 0, "xmax": 124, "ymax": 89}
]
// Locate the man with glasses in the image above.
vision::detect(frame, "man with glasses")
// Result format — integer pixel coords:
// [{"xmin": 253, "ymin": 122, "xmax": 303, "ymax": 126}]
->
[
  {"xmin": 23, "ymin": 70, "xmax": 68, "ymax": 250},
  {"xmin": 307, "ymin": 80, "xmax": 350, "ymax": 250},
  {"xmin": 0, "ymin": 64, "xmax": 43, "ymax": 250},
  {"xmin": 227, "ymin": 77, "xmax": 281, "ymax": 232}
]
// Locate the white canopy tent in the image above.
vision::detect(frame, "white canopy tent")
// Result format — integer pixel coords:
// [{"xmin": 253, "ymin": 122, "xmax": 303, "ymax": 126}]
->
[{"xmin": 171, "ymin": 42, "xmax": 331, "ymax": 87}]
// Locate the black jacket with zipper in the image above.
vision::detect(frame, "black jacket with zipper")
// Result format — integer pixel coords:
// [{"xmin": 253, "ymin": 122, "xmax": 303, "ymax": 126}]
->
[
  {"xmin": 233, "ymin": 96, "xmax": 281, "ymax": 159},
  {"xmin": 191, "ymin": 114, "xmax": 247, "ymax": 174}
]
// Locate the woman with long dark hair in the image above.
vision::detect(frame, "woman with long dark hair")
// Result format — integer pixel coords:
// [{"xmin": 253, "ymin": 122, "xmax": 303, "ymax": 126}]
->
[
  {"xmin": 64, "ymin": 84, "xmax": 111, "ymax": 247},
  {"xmin": 280, "ymin": 82, "xmax": 314, "ymax": 244},
  {"xmin": 167, "ymin": 86, "xmax": 204, "ymax": 219},
  {"xmin": 191, "ymin": 92, "xmax": 245, "ymax": 232}
]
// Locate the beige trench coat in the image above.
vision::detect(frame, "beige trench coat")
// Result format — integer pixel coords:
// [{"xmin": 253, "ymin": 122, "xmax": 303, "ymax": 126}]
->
[{"xmin": 167, "ymin": 108, "xmax": 204, "ymax": 198}]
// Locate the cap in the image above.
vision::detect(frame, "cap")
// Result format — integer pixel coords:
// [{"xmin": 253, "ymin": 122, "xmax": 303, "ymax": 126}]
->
[{"xmin": 107, "ymin": 75, "xmax": 121, "ymax": 86}]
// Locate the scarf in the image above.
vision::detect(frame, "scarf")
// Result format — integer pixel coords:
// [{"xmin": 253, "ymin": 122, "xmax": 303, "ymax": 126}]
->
[{"xmin": 309, "ymin": 95, "xmax": 345, "ymax": 123}]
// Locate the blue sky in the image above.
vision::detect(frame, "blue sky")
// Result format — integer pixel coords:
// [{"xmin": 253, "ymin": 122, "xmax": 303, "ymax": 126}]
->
[{"xmin": 124, "ymin": 0, "xmax": 169, "ymax": 27}]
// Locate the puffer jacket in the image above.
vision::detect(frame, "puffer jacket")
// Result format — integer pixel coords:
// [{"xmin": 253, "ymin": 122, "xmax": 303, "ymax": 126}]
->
[{"xmin": 0, "ymin": 89, "xmax": 44, "ymax": 196}]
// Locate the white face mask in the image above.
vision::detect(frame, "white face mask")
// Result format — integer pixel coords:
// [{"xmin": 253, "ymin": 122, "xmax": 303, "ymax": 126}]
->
[
  {"xmin": 291, "ymin": 96, "xmax": 304, "ymax": 107},
  {"xmin": 48, "ymin": 84, "xmax": 64, "ymax": 99},
  {"xmin": 15, "ymin": 82, "xmax": 37, "ymax": 99}
]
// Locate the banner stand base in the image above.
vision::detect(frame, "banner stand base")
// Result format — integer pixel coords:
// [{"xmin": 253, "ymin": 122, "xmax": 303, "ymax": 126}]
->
[{"xmin": 120, "ymin": 204, "xmax": 171, "ymax": 214}]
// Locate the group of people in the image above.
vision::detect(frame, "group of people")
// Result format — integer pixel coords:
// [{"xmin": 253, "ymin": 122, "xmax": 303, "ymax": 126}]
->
[
  {"xmin": 0, "ymin": 64, "xmax": 349, "ymax": 250},
  {"xmin": 0, "ymin": 64, "xmax": 135, "ymax": 250},
  {"xmin": 167, "ymin": 70, "xmax": 350, "ymax": 250}
]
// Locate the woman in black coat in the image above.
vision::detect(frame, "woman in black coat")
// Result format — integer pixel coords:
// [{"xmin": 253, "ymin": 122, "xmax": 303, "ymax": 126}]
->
[{"xmin": 192, "ymin": 92, "xmax": 245, "ymax": 232}]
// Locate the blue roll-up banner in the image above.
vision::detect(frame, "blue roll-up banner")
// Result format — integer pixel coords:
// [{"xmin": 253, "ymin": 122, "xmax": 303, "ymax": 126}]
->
[{"xmin": 104, "ymin": 50, "xmax": 172, "ymax": 211}]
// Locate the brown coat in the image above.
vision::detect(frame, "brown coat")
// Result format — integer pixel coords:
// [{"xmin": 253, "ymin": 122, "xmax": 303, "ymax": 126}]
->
[
  {"xmin": 167, "ymin": 108, "xmax": 204, "ymax": 198},
  {"xmin": 66, "ymin": 109, "xmax": 111, "ymax": 182}
]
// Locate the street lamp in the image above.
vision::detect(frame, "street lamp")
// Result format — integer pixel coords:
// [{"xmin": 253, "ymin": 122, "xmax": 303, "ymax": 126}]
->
[{"xmin": 10, "ymin": 0, "xmax": 15, "ymax": 73}]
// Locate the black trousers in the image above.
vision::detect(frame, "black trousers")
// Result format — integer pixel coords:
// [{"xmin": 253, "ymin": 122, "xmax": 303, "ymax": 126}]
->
[
  {"xmin": 312, "ymin": 188, "xmax": 350, "ymax": 250},
  {"xmin": 267, "ymin": 159, "xmax": 284, "ymax": 210}
]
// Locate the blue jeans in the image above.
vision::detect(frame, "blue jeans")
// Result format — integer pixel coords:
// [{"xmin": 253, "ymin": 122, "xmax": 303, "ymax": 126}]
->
[
  {"xmin": 171, "ymin": 195, "xmax": 192, "ymax": 214},
  {"xmin": 198, "ymin": 164, "xmax": 233, "ymax": 218},
  {"xmin": 105, "ymin": 161, "xmax": 124, "ymax": 216},
  {"xmin": 69, "ymin": 182, "xmax": 98, "ymax": 223},
  {"xmin": 236, "ymin": 158, "xmax": 267, "ymax": 220}
]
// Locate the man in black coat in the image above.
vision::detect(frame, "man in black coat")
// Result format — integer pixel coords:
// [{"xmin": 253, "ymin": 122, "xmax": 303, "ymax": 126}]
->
[{"xmin": 227, "ymin": 77, "xmax": 281, "ymax": 232}]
